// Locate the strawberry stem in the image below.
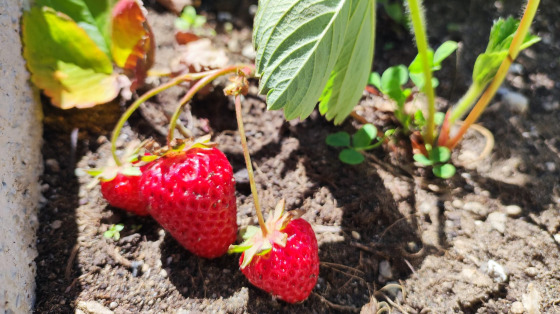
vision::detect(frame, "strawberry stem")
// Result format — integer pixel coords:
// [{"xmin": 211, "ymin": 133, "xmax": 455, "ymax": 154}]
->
[
  {"xmin": 167, "ymin": 64, "xmax": 254, "ymax": 145},
  {"xmin": 234, "ymin": 95, "xmax": 268, "ymax": 236},
  {"xmin": 111, "ymin": 70, "xmax": 222, "ymax": 166}
]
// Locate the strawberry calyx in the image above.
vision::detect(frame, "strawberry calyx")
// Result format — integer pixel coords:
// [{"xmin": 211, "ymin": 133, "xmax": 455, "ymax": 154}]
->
[
  {"xmin": 139, "ymin": 134, "xmax": 217, "ymax": 164},
  {"xmin": 228, "ymin": 199, "xmax": 295, "ymax": 268}
]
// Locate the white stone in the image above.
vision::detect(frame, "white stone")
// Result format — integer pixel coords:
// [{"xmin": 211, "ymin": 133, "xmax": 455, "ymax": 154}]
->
[
  {"xmin": 505, "ymin": 205, "xmax": 522, "ymax": 217},
  {"xmin": 502, "ymin": 90, "xmax": 529, "ymax": 113},
  {"xmin": 554, "ymin": 234, "xmax": 560, "ymax": 244},
  {"xmin": 487, "ymin": 212, "xmax": 507, "ymax": 234},
  {"xmin": 0, "ymin": 1, "xmax": 42, "ymax": 313},
  {"xmin": 484, "ymin": 260, "xmax": 508, "ymax": 283},
  {"xmin": 379, "ymin": 260, "xmax": 393, "ymax": 279},
  {"xmin": 510, "ymin": 301, "xmax": 524, "ymax": 313}
]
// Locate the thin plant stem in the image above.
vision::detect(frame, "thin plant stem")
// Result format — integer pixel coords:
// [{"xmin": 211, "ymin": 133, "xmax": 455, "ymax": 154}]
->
[
  {"xmin": 111, "ymin": 70, "xmax": 216, "ymax": 166},
  {"xmin": 167, "ymin": 64, "xmax": 253, "ymax": 144},
  {"xmin": 446, "ymin": 0, "xmax": 540, "ymax": 149},
  {"xmin": 407, "ymin": 0, "xmax": 436, "ymax": 145},
  {"xmin": 448, "ymin": 83, "xmax": 484, "ymax": 124},
  {"xmin": 234, "ymin": 95, "xmax": 267, "ymax": 236}
]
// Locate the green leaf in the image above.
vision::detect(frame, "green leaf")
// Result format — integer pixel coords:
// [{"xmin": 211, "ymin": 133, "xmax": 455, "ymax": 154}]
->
[
  {"xmin": 318, "ymin": 0, "xmax": 375, "ymax": 124},
  {"xmin": 253, "ymin": 0, "xmax": 351, "ymax": 120},
  {"xmin": 368, "ymin": 72, "xmax": 382, "ymax": 89},
  {"xmin": 413, "ymin": 153, "xmax": 433, "ymax": 166},
  {"xmin": 115, "ymin": 224, "xmax": 124, "ymax": 231},
  {"xmin": 353, "ymin": 124, "xmax": 377, "ymax": 149},
  {"xmin": 36, "ymin": 0, "xmax": 114, "ymax": 57},
  {"xmin": 429, "ymin": 146, "xmax": 451, "ymax": 163},
  {"xmin": 339, "ymin": 149, "xmax": 365, "ymax": 165},
  {"xmin": 326, "ymin": 132, "xmax": 351, "ymax": 147},
  {"xmin": 434, "ymin": 112, "xmax": 445, "ymax": 126},
  {"xmin": 433, "ymin": 41, "xmax": 458, "ymax": 67},
  {"xmin": 175, "ymin": 6, "xmax": 207, "ymax": 30},
  {"xmin": 473, "ymin": 17, "xmax": 540, "ymax": 87},
  {"xmin": 23, "ymin": 7, "xmax": 119, "ymax": 109},
  {"xmin": 433, "ymin": 163, "xmax": 456, "ymax": 178},
  {"xmin": 414, "ymin": 109, "xmax": 426, "ymax": 126},
  {"xmin": 380, "ymin": 65, "xmax": 408, "ymax": 93}
]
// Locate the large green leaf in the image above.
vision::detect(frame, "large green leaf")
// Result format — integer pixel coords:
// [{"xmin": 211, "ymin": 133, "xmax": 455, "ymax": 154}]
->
[
  {"xmin": 253, "ymin": 0, "xmax": 351, "ymax": 120},
  {"xmin": 23, "ymin": 7, "xmax": 119, "ymax": 109},
  {"xmin": 319, "ymin": 0, "xmax": 375, "ymax": 124},
  {"xmin": 35, "ymin": 0, "xmax": 114, "ymax": 57}
]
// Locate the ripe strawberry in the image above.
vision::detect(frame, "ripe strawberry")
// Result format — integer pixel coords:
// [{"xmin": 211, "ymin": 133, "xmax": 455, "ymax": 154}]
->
[
  {"xmin": 140, "ymin": 146, "xmax": 237, "ymax": 258},
  {"xmin": 100, "ymin": 171, "xmax": 148, "ymax": 216},
  {"xmin": 229, "ymin": 200, "xmax": 319, "ymax": 303}
]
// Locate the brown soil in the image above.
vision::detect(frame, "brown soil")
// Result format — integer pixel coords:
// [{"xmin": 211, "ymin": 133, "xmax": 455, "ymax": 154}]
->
[{"xmin": 35, "ymin": 0, "xmax": 560, "ymax": 313}]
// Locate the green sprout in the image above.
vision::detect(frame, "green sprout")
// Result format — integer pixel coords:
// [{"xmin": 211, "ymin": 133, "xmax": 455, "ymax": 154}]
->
[
  {"xmin": 326, "ymin": 124, "xmax": 394, "ymax": 165},
  {"xmin": 175, "ymin": 6, "xmax": 206, "ymax": 31},
  {"xmin": 413, "ymin": 145, "xmax": 456, "ymax": 179},
  {"xmin": 104, "ymin": 224, "xmax": 124, "ymax": 241}
]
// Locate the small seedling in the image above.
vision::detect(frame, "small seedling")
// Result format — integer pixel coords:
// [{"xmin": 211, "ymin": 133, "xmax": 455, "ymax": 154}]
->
[
  {"xmin": 104, "ymin": 224, "xmax": 124, "ymax": 241},
  {"xmin": 175, "ymin": 6, "xmax": 207, "ymax": 31},
  {"xmin": 326, "ymin": 124, "xmax": 394, "ymax": 165},
  {"xmin": 413, "ymin": 145, "xmax": 456, "ymax": 179}
]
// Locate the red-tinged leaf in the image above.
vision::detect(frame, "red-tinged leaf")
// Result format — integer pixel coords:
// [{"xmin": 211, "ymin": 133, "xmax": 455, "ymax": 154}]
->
[
  {"xmin": 111, "ymin": 0, "xmax": 155, "ymax": 91},
  {"xmin": 175, "ymin": 31, "xmax": 200, "ymax": 45},
  {"xmin": 22, "ymin": 7, "xmax": 119, "ymax": 109}
]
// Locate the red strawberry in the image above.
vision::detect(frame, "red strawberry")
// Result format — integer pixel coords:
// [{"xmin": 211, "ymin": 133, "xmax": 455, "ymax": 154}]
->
[
  {"xmin": 100, "ymin": 171, "xmax": 148, "ymax": 216},
  {"xmin": 140, "ymin": 146, "xmax": 237, "ymax": 258},
  {"xmin": 229, "ymin": 200, "xmax": 319, "ymax": 303}
]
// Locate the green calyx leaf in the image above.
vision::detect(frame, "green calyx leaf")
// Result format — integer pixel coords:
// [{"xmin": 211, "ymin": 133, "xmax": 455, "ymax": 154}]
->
[
  {"xmin": 339, "ymin": 149, "xmax": 365, "ymax": 165},
  {"xmin": 353, "ymin": 124, "xmax": 378, "ymax": 149},
  {"xmin": 326, "ymin": 132, "xmax": 351, "ymax": 147},
  {"xmin": 433, "ymin": 163, "xmax": 456, "ymax": 179},
  {"xmin": 229, "ymin": 200, "xmax": 291, "ymax": 268},
  {"xmin": 254, "ymin": 0, "xmax": 375, "ymax": 123}
]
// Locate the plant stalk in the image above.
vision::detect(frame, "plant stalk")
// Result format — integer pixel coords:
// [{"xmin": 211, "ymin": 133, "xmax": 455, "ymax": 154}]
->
[
  {"xmin": 167, "ymin": 65, "xmax": 254, "ymax": 144},
  {"xmin": 234, "ymin": 95, "xmax": 267, "ymax": 236},
  {"xmin": 111, "ymin": 71, "xmax": 215, "ymax": 166},
  {"xmin": 445, "ymin": 0, "xmax": 540, "ymax": 149},
  {"xmin": 407, "ymin": 0, "xmax": 436, "ymax": 145},
  {"xmin": 448, "ymin": 83, "xmax": 484, "ymax": 124}
]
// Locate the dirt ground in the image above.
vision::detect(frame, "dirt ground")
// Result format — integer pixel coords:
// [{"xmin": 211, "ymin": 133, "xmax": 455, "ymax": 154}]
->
[{"xmin": 35, "ymin": 0, "xmax": 560, "ymax": 313}]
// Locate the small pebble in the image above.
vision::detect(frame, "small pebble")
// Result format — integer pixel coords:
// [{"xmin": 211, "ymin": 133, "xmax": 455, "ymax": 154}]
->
[
  {"xmin": 109, "ymin": 302, "xmax": 118, "ymax": 310},
  {"xmin": 545, "ymin": 162, "xmax": 556, "ymax": 172},
  {"xmin": 464, "ymin": 201, "xmax": 489, "ymax": 219},
  {"xmin": 418, "ymin": 202, "xmax": 433, "ymax": 215},
  {"xmin": 45, "ymin": 159, "xmax": 60, "ymax": 172},
  {"xmin": 160, "ymin": 269, "xmax": 168, "ymax": 278},
  {"xmin": 351, "ymin": 231, "xmax": 361, "ymax": 240},
  {"xmin": 452, "ymin": 199, "xmax": 463, "ymax": 208},
  {"xmin": 525, "ymin": 267, "xmax": 538, "ymax": 277},
  {"xmin": 510, "ymin": 301, "xmax": 524, "ymax": 313},
  {"xmin": 379, "ymin": 260, "xmax": 393, "ymax": 279},
  {"xmin": 50, "ymin": 220, "xmax": 62, "ymax": 230},
  {"xmin": 502, "ymin": 90, "xmax": 529, "ymax": 113},
  {"xmin": 554, "ymin": 234, "xmax": 560, "ymax": 244},
  {"xmin": 487, "ymin": 212, "xmax": 507, "ymax": 234},
  {"xmin": 484, "ymin": 260, "xmax": 508, "ymax": 283},
  {"xmin": 505, "ymin": 205, "xmax": 522, "ymax": 217}
]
